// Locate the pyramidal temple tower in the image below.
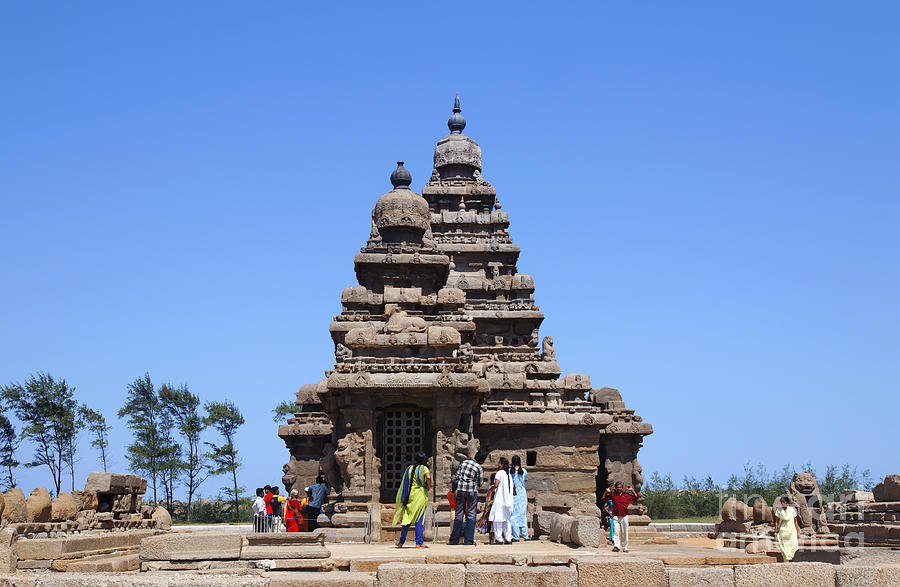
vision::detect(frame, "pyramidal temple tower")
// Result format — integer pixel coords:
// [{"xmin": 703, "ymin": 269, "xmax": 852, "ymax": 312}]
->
[{"xmin": 278, "ymin": 96, "xmax": 652, "ymax": 539}]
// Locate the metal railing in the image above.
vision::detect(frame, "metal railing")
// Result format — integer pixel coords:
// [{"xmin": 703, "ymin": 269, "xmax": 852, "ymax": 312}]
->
[{"xmin": 364, "ymin": 507, "xmax": 373, "ymax": 544}]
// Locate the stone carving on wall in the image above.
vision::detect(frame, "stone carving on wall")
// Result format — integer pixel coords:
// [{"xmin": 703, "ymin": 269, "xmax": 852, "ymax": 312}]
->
[
  {"xmin": 384, "ymin": 306, "xmax": 427, "ymax": 333},
  {"xmin": 335, "ymin": 343, "xmax": 353, "ymax": 361},
  {"xmin": 453, "ymin": 342, "xmax": 474, "ymax": 362},
  {"xmin": 319, "ymin": 442, "xmax": 342, "ymax": 491},
  {"xmin": 334, "ymin": 432, "xmax": 367, "ymax": 493}
]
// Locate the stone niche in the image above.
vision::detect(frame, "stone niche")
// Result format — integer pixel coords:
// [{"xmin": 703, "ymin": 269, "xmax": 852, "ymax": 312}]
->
[{"xmin": 278, "ymin": 97, "xmax": 652, "ymax": 540}]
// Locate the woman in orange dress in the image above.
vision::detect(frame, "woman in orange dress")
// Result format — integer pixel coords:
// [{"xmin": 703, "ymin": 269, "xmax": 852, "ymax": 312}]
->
[{"xmin": 284, "ymin": 489, "xmax": 303, "ymax": 532}]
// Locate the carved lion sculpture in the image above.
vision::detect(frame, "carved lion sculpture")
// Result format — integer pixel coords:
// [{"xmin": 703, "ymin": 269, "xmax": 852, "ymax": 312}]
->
[
  {"xmin": 334, "ymin": 433, "xmax": 366, "ymax": 493},
  {"xmin": 541, "ymin": 336, "xmax": 556, "ymax": 361},
  {"xmin": 335, "ymin": 343, "xmax": 353, "ymax": 361},
  {"xmin": 789, "ymin": 472, "xmax": 830, "ymax": 534}
]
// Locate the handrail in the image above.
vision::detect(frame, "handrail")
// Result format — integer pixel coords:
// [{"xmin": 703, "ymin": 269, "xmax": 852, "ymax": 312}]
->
[
  {"xmin": 364, "ymin": 506, "xmax": 372, "ymax": 544},
  {"xmin": 431, "ymin": 504, "xmax": 439, "ymax": 543}
]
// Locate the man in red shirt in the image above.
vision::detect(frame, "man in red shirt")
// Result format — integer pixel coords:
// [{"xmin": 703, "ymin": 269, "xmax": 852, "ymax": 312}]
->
[
  {"xmin": 263, "ymin": 485, "xmax": 274, "ymax": 532},
  {"xmin": 601, "ymin": 481, "xmax": 641, "ymax": 552}
]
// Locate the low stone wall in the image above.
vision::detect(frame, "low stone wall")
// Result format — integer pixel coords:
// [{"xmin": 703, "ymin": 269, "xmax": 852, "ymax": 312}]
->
[{"xmin": 1, "ymin": 473, "xmax": 169, "ymax": 539}]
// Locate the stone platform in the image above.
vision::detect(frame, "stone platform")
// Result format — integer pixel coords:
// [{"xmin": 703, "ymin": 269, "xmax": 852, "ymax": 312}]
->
[{"xmin": 3, "ymin": 535, "xmax": 900, "ymax": 586}]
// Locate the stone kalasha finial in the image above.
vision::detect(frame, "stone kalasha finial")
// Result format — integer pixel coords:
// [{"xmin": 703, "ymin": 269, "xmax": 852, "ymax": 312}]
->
[
  {"xmin": 390, "ymin": 160, "xmax": 412, "ymax": 189},
  {"xmin": 448, "ymin": 93, "xmax": 466, "ymax": 134}
]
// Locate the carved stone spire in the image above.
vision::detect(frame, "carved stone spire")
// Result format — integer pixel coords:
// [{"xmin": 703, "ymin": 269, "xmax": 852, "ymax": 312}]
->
[{"xmin": 448, "ymin": 94, "xmax": 466, "ymax": 134}]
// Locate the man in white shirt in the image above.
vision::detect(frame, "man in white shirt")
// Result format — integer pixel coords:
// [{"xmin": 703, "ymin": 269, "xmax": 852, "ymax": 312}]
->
[{"xmin": 252, "ymin": 487, "xmax": 266, "ymax": 532}]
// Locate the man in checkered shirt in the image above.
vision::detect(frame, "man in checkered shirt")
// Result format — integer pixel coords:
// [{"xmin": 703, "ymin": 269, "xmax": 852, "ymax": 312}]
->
[{"xmin": 449, "ymin": 449, "xmax": 488, "ymax": 545}]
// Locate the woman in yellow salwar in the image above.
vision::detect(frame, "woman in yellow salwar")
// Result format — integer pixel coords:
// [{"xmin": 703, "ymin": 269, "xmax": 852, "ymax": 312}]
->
[
  {"xmin": 774, "ymin": 496, "xmax": 800, "ymax": 562},
  {"xmin": 393, "ymin": 451, "xmax": 432, "ymax": 548}
]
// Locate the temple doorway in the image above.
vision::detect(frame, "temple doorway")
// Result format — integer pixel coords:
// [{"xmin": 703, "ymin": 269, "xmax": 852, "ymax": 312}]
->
[{"xmin": 381, "ymin": 408, "xmax": 424, "ymax": 501}]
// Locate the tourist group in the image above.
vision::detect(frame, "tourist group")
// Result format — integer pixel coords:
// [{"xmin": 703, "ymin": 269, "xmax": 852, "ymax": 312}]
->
[
  {"xmin": 252, "ymin": 475, "xmax": 331, "ymax": 533},
  {"xmin": 392, "ymin": 450, "xmax": 644, "ymax": 551}
]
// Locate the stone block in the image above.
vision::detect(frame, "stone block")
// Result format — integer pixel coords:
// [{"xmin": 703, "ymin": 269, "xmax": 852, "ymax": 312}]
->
[
  {"xmin": 570, "ymin": 516, "xmax": 603, "ymax": 547},
  {"xmin": 17, "ymin": 528, "xmax": 157, "ymax": 560},
  {"xmin": 534, "ymin": 492, "xmax": 575, "ymax": 511},
  {"xmin": 555, "ymin": 472, "xmax": 597, "ymax": 493},
  {"xmin": 140, "ymin": 532, "xmax": 243, "ymax": 561},
  {"xmin": 1, "ymin": 489, "xmax": 25, "ymax": 523},
  {"xmin": 753, "ymin": 498, "xmax": 774, "ymax": 524},
  {"xmin": 50, "ymin": 492, "xmax": 77, "ymax": 521},
  {"xmin": 239, "ymin": 545, "xmax": 330, "ymax": 559},
  {"xmin": 71, "ymin": 490, "xmax": 98, "ymax": 511},
  {"xmin": 384, "ymin": 286, "xmax": 422, "ymax": 303},
  {"xmin": 151, "ymin": 506, "xmax": 171, "ymax": 530},
  {"xmin": 549, "ymin": 513, "xmax": 574, "ymax": 543},
  {"xmin": 111, "ymin": 492, "xmax": 139, "ymax": 513},
  {"xmin": 721, "ymin": 496, "xmax": 752, "ymax": 522},
  {"xmin": 349, "ymin": 556, "xmax": 425, "ymax": 572},
  {"xmin": 253, "ymin": 558, "xmax": 335, "ymax": 571},
  {"xmin": 733, "ymin": 561, "xmax": 836, "ymax": 586},
  {"xmin": 529, "ymin": 553, "xmax": 573, "ymax": 565},
  {"xmin": 427, "ymin": 326, "xmax": 461, "ymax": 345},
  {"xmin": 341, "ymin": 286, "xmax": 368, "ymax": 304},
  {"xmin": 841, "ymin": 490, "xmax": 875, "ymax": 504},
  {"xmin": 0, "ymin": 527, "xmax": 17, "ymax": 573},
  {"xmin": 535, "ymin": 511, "xmax": 555, "ymax": 536},
  {"xmin": 836, "ymin": 566, "xmax": 900, "ymax": 586},
  {"xmin": 346, "ymin": 327, "xmax": 378, "ymax": 345},
  {"xmin": 437, "ymin": 287, "xmax": 465, "ymax": 305},
  {"xmin": 64, "ymin": 552, "xmax": 140, "ymax": 572},
  {"xmin": 267, "ymin": 572, "xmax": 375, "ymax": 587},
  {"xmin": 716, "ymin": 520, "xmax": 752, "ymax": 533},
  {"xmin": 465, "ymin": 563, "xmax": 577, "ymax": 587},
  {"xmin": 575, "ymin": 556, "xmax": 666, "ymax": 587},
  {"xmin": 18, "ymin": 559, "xmax": 53, "ymax": 569},
  {"xmin": 872, "ymin": 475, "xmax": 900, "ymax": 502},
  {"xmin": 84, "ymin": 472, "xmax": 147, "ymax": 494},
  {"xmin": 744, "ymin": 538, "xmax": 775, "ymax": 554},
  {"xmin": 378, "ymin": 562, "xmax": 466, "ymax": 587},
  {"xmin": 25, "ymin": 487, "xmax": 51, "ymax": 522},
  {"xmin": 667, "ymin": 567, "xmax": 734, "ymax": 587}
]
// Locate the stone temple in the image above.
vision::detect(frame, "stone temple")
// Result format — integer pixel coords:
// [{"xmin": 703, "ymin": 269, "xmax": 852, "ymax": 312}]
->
[{"xmin": 278, "ymin": 96, "xmax": 652, "ymax": 538}]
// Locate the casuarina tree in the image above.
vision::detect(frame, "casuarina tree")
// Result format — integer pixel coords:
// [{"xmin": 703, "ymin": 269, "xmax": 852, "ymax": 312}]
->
[
  {"xmin": 80, "ymin": 406, "xmax": 111, "ymax": 472},
  {"xmin": 0, "ymin": 413, "xmax": 18, "ymax": 490},
  {"xmin": 204, "ymin": 400, "xmax": 245, "ymax": 522},
  {"xmin": 272, "ymin": 400, "xmax": 296, "ymax": 422},
  {"xmin": 1, "ymin": 372, "xmax": 79, "ymax": 495},
  {"xmin": 118, "ymin": 373, "xmax": 166, "ymax": 503},
  {"xmin": 160, "ymin": 383, "xmax": 208, "ymax": 521}
]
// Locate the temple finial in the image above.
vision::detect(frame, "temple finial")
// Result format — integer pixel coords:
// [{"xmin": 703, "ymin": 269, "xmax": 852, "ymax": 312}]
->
[
  {"xmin": 448, "ymin": 94, "xmax": 466, "ymax": 134},
  {"xmin": 390, "ymin": 160, "xmax": 412, "ymax": 189}
]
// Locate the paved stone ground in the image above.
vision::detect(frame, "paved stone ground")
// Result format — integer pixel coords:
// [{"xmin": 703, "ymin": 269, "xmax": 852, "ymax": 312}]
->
[{"xmin": 4, "ymin": 536, "xmax": 897, "ymax": 586}]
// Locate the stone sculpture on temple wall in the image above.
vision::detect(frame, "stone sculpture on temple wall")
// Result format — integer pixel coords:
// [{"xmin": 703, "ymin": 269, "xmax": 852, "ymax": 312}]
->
[
  {"xmin": 541, "ymin": 336, "xmax": 556, "ymax": 361},
  {"xmin": 334, "ymin": 432, "xmax": 368, "ymax": 494}
]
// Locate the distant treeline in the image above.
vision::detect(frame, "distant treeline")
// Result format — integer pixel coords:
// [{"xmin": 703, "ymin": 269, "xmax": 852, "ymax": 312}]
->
[{"xmin": 642, "ymin": 463, "xmax": 873, "ymax": 519}]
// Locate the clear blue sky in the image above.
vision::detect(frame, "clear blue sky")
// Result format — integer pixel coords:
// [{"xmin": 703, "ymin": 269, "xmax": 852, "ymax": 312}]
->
[{"xmin": 2, "ymin": 2, "xmax": 898, "ymax": 498}]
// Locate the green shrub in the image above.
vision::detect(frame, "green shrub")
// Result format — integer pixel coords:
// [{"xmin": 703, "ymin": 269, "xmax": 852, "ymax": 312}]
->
[{"xmin": 643, "ymin": 463, "xmax": 872, "ymax": 519}]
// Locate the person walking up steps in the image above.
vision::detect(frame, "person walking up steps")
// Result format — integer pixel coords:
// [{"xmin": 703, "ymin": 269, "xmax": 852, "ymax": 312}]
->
[{"xmin": 393, "ymin": 451, "xmax": 432, "ymax": 548}]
